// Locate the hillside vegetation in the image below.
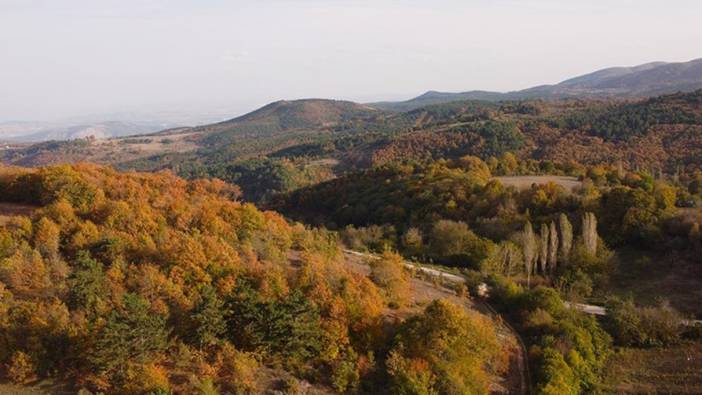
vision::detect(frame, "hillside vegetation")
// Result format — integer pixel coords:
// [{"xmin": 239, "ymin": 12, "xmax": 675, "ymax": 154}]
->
[
  {"xmin": 0, "ymin": 164, "xmax": 512, "ymax": 394},
  {"xmin": 2, "ymin": 91, "xmax": 702, "ymax": 394},
  {"xmin": 277, "ymin": 154, "xmax": 702, "ymax": 393},
  {"xmin": 4, "ymin": 91, "xmax": 702, "ymax": 204}
]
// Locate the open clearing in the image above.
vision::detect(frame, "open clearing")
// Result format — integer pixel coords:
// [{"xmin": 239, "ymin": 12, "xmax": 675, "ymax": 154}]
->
[
  {"xmin": 90, "ymin": 131, "xmax": 202, "ymax": 164},
  {"xmin": 495, "ymin": 175, "xmax": 582, "ymax": 191}
]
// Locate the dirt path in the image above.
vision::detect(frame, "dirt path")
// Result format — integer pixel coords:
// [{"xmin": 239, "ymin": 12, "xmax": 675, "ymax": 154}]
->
[{"xmin": 341, "ymin": 250, "xmax": 528, "ymax": 395}]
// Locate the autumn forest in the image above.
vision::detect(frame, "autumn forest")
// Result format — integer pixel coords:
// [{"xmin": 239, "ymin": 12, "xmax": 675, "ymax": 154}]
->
[{"xmin": 2, "ymin": 68, "xmax": 702, "ymax": 394}]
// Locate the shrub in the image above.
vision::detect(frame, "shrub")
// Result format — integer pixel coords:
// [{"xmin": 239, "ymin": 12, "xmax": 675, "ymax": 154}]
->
[
  {"xmin": 214, "ymin": 343, "xmax": 259, "ymax": 394},
  {"xmin": 6, "ymin": 351, "xmax": 36, "ymax": 384},
  {"xmin": 535, "ymin": 348, "xmax": 578, "ymax": 395},
  {"xmin": 429, "ymin": 220, "xmax": 495, "ymax": 267},
  {"xmin": 606, "ymin": 298, "xmax": 683, "ymax": 347},
  {"xmin": 487, "ymin": 275, "xmax": 611, "ymax": 393},
  {"xmin": 388, "ymin": 300, "xmax": 506, "ymax": 395}
]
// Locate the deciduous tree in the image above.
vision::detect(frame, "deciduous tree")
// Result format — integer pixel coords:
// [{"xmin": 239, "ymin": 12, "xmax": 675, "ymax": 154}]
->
[{"xmin": 369, "ymin": 251, "xmax": 411, "ymax": 308}]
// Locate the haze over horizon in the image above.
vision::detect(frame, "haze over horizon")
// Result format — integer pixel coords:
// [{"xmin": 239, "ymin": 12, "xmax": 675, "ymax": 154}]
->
[{"xmin": 2, "ymin": 0, "xmax": 701, "ymax": 123}]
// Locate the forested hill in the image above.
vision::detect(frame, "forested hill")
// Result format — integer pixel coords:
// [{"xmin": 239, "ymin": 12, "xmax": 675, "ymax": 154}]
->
[
  {"xmin": 194, "ymin": 99, "xmax": 383, "ymax": 145},
  {"xmin": 2, "ymin": 90, "xmax": 702, "ymax": 203}
]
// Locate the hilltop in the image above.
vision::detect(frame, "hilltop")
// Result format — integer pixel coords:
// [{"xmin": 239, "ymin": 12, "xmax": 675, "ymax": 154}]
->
[
  {"xmin": 0, "ymin": 99, "xmax": 387, "ymax": 166},
  {"xmin": 194, "ymin": 99, "xmax": 383, "ymax": 146}
]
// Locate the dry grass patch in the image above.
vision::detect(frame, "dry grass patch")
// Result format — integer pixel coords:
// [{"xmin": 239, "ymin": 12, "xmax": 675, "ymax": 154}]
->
[{"xmin": 495, "ymin": 176, "xmax": 582, "ymax": 191}]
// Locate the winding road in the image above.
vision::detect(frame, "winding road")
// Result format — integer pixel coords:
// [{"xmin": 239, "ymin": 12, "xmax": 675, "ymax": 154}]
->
[{"xmin": 342, "ymin": 249, "xmax": 529, "ymax": 395}]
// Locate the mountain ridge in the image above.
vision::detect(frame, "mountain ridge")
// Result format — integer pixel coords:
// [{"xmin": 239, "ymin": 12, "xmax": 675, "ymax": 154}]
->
[{"xmin": 372, "ymin": 57, "xmax": 702, "ymax": 111}]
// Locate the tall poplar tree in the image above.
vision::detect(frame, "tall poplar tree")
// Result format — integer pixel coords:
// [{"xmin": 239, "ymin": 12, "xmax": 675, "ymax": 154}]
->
[
  {"xmin": 539, "ymin": 223, "xmax": 549, "ymax": 274},
  {"xmin": 522, "ymin": 222, "xmax": 537, "ymax": 286},
  {"xmin": 548, "ymin": 221, "xmax": 559, "ymax": 273},
  {"xmin": 582, "ymin": 212, "xmax": 598, "ymax": 256},
  {"xmin": 559, "ymin": 213, "xmax": 573, "ymax": 263}
]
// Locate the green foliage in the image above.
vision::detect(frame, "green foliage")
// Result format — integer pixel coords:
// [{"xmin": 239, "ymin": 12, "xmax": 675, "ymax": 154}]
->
[
  {"xmin": 184, "ymin": 157, "xmax": 333, "ymax": 203},
  {"xmin": 488, "ymin": 275, "xmax": 611, "ymax": 393},
  {"xmin": 190, "ymin": 377, "xmax": 220, "ymax": 395},
  {"xmin": 87, "ymin": 293, "xmax": 170, "ymax": 378},
  {"xmin": 387, "ymin": 300, "xmax": 505, "ymax": 395},
  {"xmin": 38, "ymin": 165, "xmax": 101, "ymax": 211},
  {"xmin": 476, "ymin": 121, "xmax": 525, "ymax": 158},
  {"xmin": 330, "ymin": 352, "xmax": 361, "ymax": 394},
  {"xmin": 341, "ymin": 224, "xmax": 397, "ymax": 252},
  {"xmin": 428, "ymin": 220, "xmax": 495, "ymax": 267},
  {"xmin": 535, "ymin": 348, "xmax": 578, "ymax": 395},
  {"xmin": 557, "ymin": 91, "xmax": 702, "ymax": 141},
  {"xmin": 385, "ymin": 350, "xmax": 437, "ymax": 395},
  {"xmin": 191, "ymin": 285, "xmax": 226, "ymax": 348},
  {"xmin": 68, "ymin": 251, "xmax": 107, "ymax": 316},
  {"xmin": 226, "ymin": 282, "xmax": 323, "ymax": 369},
  {"xmin": 599, "ymin": 186, "xmax": 664, "ymax": 246}
]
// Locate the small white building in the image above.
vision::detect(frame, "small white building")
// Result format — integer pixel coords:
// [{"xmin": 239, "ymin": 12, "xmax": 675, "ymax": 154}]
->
[{"xmin": 476, "ymin": 282, "xmax": 490, "ymax": 298}]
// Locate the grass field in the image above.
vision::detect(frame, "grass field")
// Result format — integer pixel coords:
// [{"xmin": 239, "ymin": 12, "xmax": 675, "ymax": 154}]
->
[{"xmin": 495, "ymin": 176, "xmax": 582, "ymax": 191}]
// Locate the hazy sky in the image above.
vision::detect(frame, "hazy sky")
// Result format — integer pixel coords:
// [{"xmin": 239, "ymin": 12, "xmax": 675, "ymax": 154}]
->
[{"xmin": 1, "ymin": 0, "xmax": 701, "ymax": 122}]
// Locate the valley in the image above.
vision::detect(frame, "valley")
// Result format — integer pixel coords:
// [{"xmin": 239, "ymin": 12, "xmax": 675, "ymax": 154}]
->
[
  {"xmin": 4, "ymin": 89, "xmax": 702, "ymax": 206},
  {"xmin": 2, "ymin": 61, "xmax": 702, "ymax": 394},
  {"xmin": 4, "ymin": 0, "xmax": 702, "ymax": 393}
]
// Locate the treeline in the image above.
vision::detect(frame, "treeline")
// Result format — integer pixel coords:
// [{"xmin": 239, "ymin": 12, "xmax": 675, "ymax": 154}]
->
[
  {"xmin": 279, "ymin": 155, "xmax": 701, "ymax": 259},
  {"xmin": 0, "ymin": 164, "xmax": 506, "ymax": 394}
]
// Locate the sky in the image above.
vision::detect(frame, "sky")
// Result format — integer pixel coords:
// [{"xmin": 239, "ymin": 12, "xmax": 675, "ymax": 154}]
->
[{"xmin": 1, "ymin": 0, "xmax": 701, "ymax": 122}]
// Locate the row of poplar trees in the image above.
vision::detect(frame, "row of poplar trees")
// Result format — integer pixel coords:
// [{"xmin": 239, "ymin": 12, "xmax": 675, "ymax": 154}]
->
[{"xmin": 522, "ymin": 212, "xmax": 598, "ymax": 284}]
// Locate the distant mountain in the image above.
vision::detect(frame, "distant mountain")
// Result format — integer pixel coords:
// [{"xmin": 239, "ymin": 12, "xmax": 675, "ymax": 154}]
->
[
  {"xmin": 373, "ymin": 58, "xmax": 702, "ymax": 111},
  {"xmin": 0, "ymin": 120, "xmax": 179, "ymax": 142},
  {"xmin": 371, "ymin": 91, "xmax": 507, "ymax": 112},
  {"xmin": 0, "ymin": 98, "xmax": 389, "ymax": 169}
]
